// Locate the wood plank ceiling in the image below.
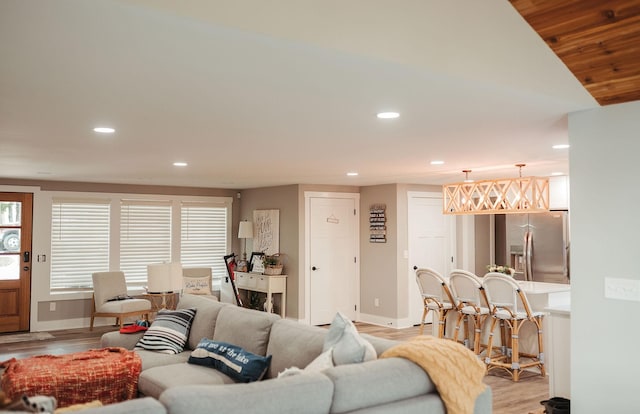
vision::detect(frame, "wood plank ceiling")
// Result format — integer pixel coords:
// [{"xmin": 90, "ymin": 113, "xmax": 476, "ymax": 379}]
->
[{"xmin": 510, "ymin": 0, "xmax": 640, "ymax": 106}]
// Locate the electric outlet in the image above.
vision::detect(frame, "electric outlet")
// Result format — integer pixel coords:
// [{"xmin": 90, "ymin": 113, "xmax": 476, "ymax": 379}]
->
[
  {"xmin": 604, "ymin": 277, "xmax": 640, "ymax": 302},
  {"xmin": 49, "ymin": 302, "xmax": 56, "ymax": 311},
  {"xmin": 374, "ymin": 298, "xmax": 379, "ymax": 307}
]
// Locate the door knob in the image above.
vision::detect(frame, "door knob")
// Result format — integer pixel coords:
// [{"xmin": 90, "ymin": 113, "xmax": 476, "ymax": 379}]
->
[{"xmin": 312, "ymin": 266, "xmax": 319, "ymax": 271}]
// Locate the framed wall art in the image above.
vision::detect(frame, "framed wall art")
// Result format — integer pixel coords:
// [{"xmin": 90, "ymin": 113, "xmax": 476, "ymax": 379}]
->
[{"xmin": 253, "ymin": 209, "xmax": 279, "ymax": 255}]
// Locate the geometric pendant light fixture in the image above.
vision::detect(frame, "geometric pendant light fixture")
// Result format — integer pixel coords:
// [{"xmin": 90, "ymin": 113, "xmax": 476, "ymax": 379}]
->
[{"xmin": 443, "ymin": 164, "xmax": 549, "ymax": 215}]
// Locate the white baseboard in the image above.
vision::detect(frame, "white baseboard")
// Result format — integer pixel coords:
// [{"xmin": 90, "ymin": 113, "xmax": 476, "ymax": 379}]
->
[
  {"xmin": 358, "ymin": 313, "xmax": 402, "ymax": 328},
  {"xmin": 358, "ymin": 313, "xmax": 430, "ymax": 330},
  {"xmin": 30, "ymin": 316, "xmax": 136, "ymax": 333}
]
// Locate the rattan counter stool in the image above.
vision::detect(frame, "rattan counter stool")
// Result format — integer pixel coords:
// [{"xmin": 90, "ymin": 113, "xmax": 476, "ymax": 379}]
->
[
  {"xmin": 448, "ymin": 269, "xmax": 491, "ymax": 355},
  {"xmin": 482, "ymin": 272, "xmax": 546, "ymax": 381},
  {"xmin": 415, "ymin": 268, "xmax": 456, "ymax": 338}
]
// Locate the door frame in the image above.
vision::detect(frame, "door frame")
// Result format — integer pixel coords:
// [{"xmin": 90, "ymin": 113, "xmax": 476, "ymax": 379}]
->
[{"xmin": 303, "ymin": 191, "xmax": 360, "ymax": 325}]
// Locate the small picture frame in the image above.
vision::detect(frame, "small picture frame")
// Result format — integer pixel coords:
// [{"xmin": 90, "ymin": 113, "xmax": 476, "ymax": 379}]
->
[{"xmin": 249, "ymin": 252, "xmax": 265, "ymax": 273}]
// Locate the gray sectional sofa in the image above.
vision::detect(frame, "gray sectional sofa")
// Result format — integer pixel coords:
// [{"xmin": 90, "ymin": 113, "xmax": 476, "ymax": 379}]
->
[{"xmin": 90, "ymin": 294, "xmax": 491, "ymax": 413}]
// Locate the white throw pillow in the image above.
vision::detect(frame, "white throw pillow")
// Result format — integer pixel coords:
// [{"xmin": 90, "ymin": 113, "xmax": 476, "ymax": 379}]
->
[
  {"xmin": 277, "ymin": 347, "xmax": 335, "ymax": 378},
  {"xmin": 182, "ymin": 276, "xmax": 212, "ymax": 295},
  {"xmin": 323, "ymin": 312, "xmax": 376, "ymax": 365},
  {"xmin": 305, "ymin": 347, "xmax": 335, "ymax": 371}
]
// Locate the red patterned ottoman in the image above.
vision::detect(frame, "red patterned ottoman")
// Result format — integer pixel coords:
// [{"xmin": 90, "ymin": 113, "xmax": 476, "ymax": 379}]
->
[{"xmin": 0, "ymin": 347, "xmax": 141, "ymax": 408}]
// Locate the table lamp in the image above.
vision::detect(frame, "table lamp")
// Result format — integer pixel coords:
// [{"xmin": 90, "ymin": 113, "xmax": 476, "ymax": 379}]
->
[
  {"xmin": 147, "ymin": 262, "xmax": 183, "ymax": 294},
  {"xmin": 238, "ymin": 221, "xmax": 253, "ymax": 272}
]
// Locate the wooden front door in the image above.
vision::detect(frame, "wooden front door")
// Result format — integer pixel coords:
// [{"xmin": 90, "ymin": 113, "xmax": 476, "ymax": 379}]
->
[{"xmin": 0, "ymin": 192, "xmax": 33, "ymax": 333}]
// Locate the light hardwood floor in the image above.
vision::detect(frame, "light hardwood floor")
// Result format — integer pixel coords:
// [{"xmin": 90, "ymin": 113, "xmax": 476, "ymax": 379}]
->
[{"xmin": 0, "ymin": 323, "xmax": 548, "ymax": 414}]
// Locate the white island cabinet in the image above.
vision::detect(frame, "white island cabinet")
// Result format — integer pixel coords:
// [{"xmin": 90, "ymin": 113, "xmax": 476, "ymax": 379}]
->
[{"xmin": 546, "ymin": 304, "xmax": 571, "ymax": 398}]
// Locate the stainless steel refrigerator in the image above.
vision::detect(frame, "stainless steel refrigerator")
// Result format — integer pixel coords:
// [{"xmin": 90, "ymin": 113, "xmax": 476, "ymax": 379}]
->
[{"xmin": 495, "ymin": 211, "xmax": 570, "ymax": 284}]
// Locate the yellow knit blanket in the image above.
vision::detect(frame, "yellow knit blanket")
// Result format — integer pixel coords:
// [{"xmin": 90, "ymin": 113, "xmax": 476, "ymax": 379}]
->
[{"xmin": 381, "ymin": 336, "xmax": 486, "ymax": 414}]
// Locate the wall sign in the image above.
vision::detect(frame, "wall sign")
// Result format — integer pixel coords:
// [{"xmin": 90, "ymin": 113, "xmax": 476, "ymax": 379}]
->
[
  {"xmin": 253, "ymin": 209, "xmax": 280, "ymax": 255},
  {"xmin": 369, "ymin": 204, "xmax": 386, "ymax": 243}
]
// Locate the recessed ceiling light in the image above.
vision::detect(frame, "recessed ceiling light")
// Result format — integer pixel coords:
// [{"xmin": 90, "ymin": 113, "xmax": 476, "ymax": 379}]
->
[
  {"xmin": 552, "ymin": 144, "xmax": 570, "ymax": 149},
  {"xmin": 430, "ymin": 160, "xmax": 445, "ymax": 165},
  {"xmin": 376, "ymin": 112, "xmax": 400, "ymax": 119},
  {"xmin": 93, "ymin": 127, "xmax": 115, "ymax": 133},
  {"xmin": 346, "ymin": 172, "xmax": 358, "ymax": 176},
  {"xmin": 551, "ymin": 172, "xmax": 564, "ymax": 176},
  {"xmin": 173, "ymin": 162, "xmax": 188, "ymax": 167}
]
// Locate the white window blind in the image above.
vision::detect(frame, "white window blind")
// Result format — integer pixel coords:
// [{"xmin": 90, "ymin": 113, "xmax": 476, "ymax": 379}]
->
[
  {"xmin": 120, "ymin": 200, "xmax": 171, "ymax": 285},
  {"xmin": 181, "ymin": 202, "xmax": 228, "ymax": 290},
  {"xmin": 50, "ymin": 200, "xmax": 110, "ymax": 290}
]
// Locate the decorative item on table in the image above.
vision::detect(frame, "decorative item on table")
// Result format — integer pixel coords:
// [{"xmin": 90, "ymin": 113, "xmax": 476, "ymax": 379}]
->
[
  {"xmin": 486, "ymin": 264, "xmax": 515, "ymax": 276},
  {"xmin": 263, "ymin": 253, "xmax": 284, "ymax": 275},
  {"xmin": 249, "ymin": 252, "xmax": 266, "ymax": 274}
]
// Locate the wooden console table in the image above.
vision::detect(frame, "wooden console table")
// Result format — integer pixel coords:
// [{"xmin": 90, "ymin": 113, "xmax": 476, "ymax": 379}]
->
[{"xmin": 234, "ymin": 272, "xmax": 287, "ymax": 317}]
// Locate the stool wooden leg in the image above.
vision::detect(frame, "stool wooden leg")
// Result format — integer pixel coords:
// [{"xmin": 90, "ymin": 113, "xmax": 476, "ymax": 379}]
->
[
  {"xmin": 437, "ymin": 311, "xmax": 447, "ymax": 338},
  {"xmin": 536, "ymin": 316, "xmax": 546, "ymax": 377},
  {"xmin": 473, "ymin": 315, "xmax": 486, "ymax": 355},
  {"xmin": 511, "ymin": 319, "xmax": 521, "ymax": 382},
  {"xmin": 463, "ymin": 315, "xmax": 471, "ymax": 348},
  {"xmin": 484, "ymin": 317, "xmax": 498, "ymax": 366},
  {"xmin": 419, "ymin": 304, "xmax": 428, "ymax": 335},
  {"xmin": 453, "ymin": 311, "xmax": 465, "ymax": 343}
]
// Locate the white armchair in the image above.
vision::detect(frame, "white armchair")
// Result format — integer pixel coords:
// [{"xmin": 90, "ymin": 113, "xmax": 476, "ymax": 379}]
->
[{"xmin": 90, "ymin": 271, "xmax": 152, "ymax": 331}]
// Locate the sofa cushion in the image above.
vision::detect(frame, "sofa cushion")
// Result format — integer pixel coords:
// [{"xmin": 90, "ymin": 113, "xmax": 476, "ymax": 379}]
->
[
  {"xmin": 135, "ymin": 349, "xmax": 191, "ymax": 371},
  {"xmin": 159, "ymin": 372, "xmax": 334, "ymax": 414},
  {"xmin": 265, "ymin": 319, "xmax": 327, "ymax": 379},
  {"xmin": 212, "ymin": 306, "xmax": 280, "ymax": 356},
  {"xmin": 138, "ymin": 363, "xmax": 236, "ymax": 399},
  {"xmin": 177, "ymin": 294, "xmax": 228, "ymax": 350},
  {"xmin": 188, "ymin": 339, "xmax": 272, "ymax": 383},
  {"xmin": 323, "ymin": 312, "xmax": 376, "ymax": 365},
  {"xmin": 134, "ymin": 308, "xmax": 196, "ymax": 354}
]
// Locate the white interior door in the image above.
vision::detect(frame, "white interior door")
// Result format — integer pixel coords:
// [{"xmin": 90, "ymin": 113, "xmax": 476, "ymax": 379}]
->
[
  {"xmin": 308, "ymin": 195, "xmax": 358, "ymax": 325},
  {"xmin": 408, "ymin": 192, "xmax": 454, "ymax": 326}
]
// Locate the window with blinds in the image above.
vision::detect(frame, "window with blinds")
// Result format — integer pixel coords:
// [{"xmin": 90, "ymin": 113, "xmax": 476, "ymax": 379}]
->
[
  {"xmin": 120, "ymin": 200, "xmax": 172, "ymax": 285},
  {"xmin": 50, "ymin": 200, "xmax": 110, "ymax": 290},
  {"xmin": 181, "ymin": 202, "xmax": 228, "ymax": 290},
  {"xmin": 48, "ymin": 194, "xmax": 231, "ymax": 292}
]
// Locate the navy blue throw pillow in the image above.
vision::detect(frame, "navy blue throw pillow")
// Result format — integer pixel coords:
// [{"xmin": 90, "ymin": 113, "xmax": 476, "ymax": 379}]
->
[{"xmin": 188, "ymin": 338, "xmax": 272, "ymax": 383}]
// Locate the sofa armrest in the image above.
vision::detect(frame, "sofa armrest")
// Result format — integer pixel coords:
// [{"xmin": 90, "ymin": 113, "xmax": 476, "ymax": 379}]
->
[
  {"xmin": 322, "ymin": 357, "xmax": 437, "ymax": 414},
  {"xmin": 159, "ymin": 372, "xmax": 334, "ymax": 414},
  {"xmin": 99, "ymin": 330, "xmax": 144, "ymax": 349}
]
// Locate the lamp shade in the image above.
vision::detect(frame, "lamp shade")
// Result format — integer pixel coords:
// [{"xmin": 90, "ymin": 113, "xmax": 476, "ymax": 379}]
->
[
  {"xmin": 238, "ymin": 221, "xmax": 254, "ymax": 239},
  {"xmin": 147, "ymin": 262, "xmax": 183, "ymax": 293}
]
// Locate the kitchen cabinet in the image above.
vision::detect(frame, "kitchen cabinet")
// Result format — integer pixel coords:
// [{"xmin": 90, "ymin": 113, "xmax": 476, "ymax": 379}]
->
[{"xmin": 549, "ymin": 175, "xmax": 570, "ymax": 210}]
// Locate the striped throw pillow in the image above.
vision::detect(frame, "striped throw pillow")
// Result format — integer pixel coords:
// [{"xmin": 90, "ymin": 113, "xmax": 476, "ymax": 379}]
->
[{"xmin": 135, "ymin": 308, "xmax": 197, "ymax": 354}]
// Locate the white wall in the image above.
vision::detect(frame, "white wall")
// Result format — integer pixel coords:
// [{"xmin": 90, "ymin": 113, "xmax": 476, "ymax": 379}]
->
[{"xmin": 569, "ymin": 100, "xmax": 640, "ymax": 411}]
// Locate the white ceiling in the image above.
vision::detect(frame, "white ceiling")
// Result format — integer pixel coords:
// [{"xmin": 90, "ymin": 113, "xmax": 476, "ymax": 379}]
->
[{"xmin": 0, "ymin": 0, "xmax": 598, "ymax": 189}]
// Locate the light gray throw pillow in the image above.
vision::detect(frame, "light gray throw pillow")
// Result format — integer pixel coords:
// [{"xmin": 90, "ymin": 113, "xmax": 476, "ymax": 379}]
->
[{"xmin": 323, "ymin": 312, "xmax": 376, "ymax": 365}]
